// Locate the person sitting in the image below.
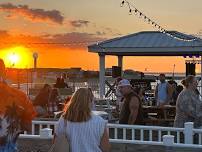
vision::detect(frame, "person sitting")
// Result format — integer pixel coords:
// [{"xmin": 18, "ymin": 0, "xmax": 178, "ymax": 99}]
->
[
  {"xmin": 47, "ymin": 88, "xmax": 61, "ymax": 117},
  {"xmin": 118, "ymin": 79, "xmax": 143, "ymax": 125},
  {"xmin": 54, "ymin": 77, "xmax": 68, "ymax": 88},
  {"xmin": 55, "ymin": 88, "xmax": 110, "ymax": 152},
  {"xmin": 33, "ymin": 84, "xmax": 51, "ymax": 117}
]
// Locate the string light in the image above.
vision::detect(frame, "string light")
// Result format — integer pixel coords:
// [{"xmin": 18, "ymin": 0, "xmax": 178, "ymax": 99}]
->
[{"xmin": 120, "ymin": 0, "xmax": 198, "ymax": 42}]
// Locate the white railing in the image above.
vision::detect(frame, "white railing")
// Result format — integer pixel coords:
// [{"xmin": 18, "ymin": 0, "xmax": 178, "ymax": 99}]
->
[
  {"xmin": 30, "ymin": 121, "xmax": 202, "ymax": 148},
  {"xmin": 107, "ymin": 123, "xmax": 184, "ymax": 144},
  {"xmin": 193, "ymin": 128, "xmax": 202, "ymax": 145},
  {"xmin": 31, "ymin": 120, "xmax": 57, "ymax": 135}
]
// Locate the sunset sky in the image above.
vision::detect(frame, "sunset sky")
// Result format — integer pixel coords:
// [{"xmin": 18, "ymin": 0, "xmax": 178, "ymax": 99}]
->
[{"xmin": 0, "ymin": 0, "xmax": 202, "ymax": 72}]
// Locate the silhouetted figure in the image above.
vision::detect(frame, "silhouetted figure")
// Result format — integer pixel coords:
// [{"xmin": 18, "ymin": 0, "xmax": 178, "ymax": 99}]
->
[
  {"xmin": 47, "ymin": 88, "xmax": 61, "ymax": 117},
  {"xmin": 54, "ymin": 77, "xmax": 68, "ymax": 88},
  {"xmin": 33, "ymin": 84, "xmax": 51, "ymax": 116}
]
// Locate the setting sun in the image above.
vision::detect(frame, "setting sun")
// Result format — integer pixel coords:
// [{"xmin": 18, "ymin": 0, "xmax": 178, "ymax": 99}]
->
[
  {"xmin": 8, "ymin": 53, "xmax": 19, "ymax": 66},
  {"xmin": 0, "ymin": 46, "xmax": 33, "ymax": 68}
]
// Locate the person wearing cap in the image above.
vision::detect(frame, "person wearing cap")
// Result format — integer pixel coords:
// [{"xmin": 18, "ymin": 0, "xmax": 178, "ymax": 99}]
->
[
  {"xmin": 155, "ymin": 73, "xmax": 173, "ymax": 107},
  {"xmin": 0, "ymin": 59, "xmax": 36, "ymax": 151},
  {"xmin": 118, "ymin": 79, "xmax": 143, "ymax": 125}
]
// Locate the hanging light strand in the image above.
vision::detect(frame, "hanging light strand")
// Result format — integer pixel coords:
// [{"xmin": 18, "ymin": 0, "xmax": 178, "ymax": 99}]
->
[{"xmin": 121, "ymin": 0, "xmax": 198, "ymax": 42}]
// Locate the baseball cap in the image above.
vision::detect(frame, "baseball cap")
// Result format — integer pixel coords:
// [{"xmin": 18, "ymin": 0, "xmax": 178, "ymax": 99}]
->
[{"xmin": 118, "ymin": 79, "xmax": 131, "ymax": 87}]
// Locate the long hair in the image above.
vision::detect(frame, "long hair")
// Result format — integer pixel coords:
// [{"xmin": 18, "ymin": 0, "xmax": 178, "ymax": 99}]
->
[
  {"xmin": 181, "ymin": 75, "xmax": 195, "ymax": 88},
  {"xmin": 63, "ymin": 88, "xmax": 94, "ymax": 122}
]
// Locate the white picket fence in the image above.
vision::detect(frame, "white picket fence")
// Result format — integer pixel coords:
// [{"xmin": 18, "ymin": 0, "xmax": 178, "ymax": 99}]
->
[{"xmin": 25, "ymin": 121, "xmax": 202, "ymax": 148}]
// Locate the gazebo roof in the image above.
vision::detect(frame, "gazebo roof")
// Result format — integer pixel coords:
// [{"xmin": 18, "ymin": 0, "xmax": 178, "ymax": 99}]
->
[{"xmin": 88, "ymin": 31, "xmax": 202, "ymax": 56}]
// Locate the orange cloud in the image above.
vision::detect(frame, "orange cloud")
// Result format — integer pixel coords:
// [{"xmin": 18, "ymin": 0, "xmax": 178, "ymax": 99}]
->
[
  {"xmin": 0, "ymin": 30, "xmax": 106, "ymax": 50},
  {"xmin": 0, "ymin": 3, "xmax": 64, "ymax": 24}
]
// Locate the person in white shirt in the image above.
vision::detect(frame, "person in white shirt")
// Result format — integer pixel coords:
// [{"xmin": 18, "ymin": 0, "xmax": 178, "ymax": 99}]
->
[
  {"xmin": 155, "ymin": 73, "xmax": 173, "ymax": 107},
  {"xmin": 55, "ymin": 88, "xmax": 110, "ymax": 152}
]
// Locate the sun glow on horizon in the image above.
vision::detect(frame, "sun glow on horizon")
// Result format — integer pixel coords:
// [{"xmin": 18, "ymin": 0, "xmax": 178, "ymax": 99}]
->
[
  {"xmin": 0, "ymin": 46, "xmax": 33, "ymax": 68},
  {"xmin": 9, "ymin": 53, "xmax": 19, "ymax": 66}
]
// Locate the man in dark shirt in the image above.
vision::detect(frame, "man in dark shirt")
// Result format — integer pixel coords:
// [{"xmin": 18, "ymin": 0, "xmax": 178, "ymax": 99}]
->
[{"xmin": 119, "ymin": 79, "xmax": 143, "ymax": 125}]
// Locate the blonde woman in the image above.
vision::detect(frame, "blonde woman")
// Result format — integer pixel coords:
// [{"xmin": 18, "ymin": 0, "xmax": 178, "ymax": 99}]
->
[
  {"xmin": 55, "ymin": 88, "xmax": 110, "ymax": 152},
  {"xmin": 174, "ymin": 75, "xmax": 202, "ymax": 128}
]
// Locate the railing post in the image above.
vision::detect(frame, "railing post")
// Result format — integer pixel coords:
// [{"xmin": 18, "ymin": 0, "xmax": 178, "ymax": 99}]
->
[
  {"xmin": 32, "ymin": 123, "xmax": 34, "ymax": 135},
  {"xmin": 184, "ymin": 122, "xmax": 193, "ymax": 144},
  {"xmin": 163, "ymin": 135, "xmax": 174, "ymax": 146}
]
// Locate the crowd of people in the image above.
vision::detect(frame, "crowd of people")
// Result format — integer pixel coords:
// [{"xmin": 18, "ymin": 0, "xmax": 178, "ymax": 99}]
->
[
  {"xmin": 114, "ymin": 74, "xmax": 202, "ymax": 129},
  {"xmin": 0, "ymin": 58, "xmax": 110, "ymax": 152},
  {"xmin": 2, "ymin": 55, "xmax": 202, "ymax": 151},
  {"xmin": 32, "ymin": 76, "xmax": 71, "ymax": 117}
]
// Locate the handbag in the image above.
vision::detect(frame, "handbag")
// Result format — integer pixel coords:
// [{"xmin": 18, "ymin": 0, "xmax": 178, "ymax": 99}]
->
[{"xmin": 48, "ymin": 119, "xmax": 70, "ymax": 152}]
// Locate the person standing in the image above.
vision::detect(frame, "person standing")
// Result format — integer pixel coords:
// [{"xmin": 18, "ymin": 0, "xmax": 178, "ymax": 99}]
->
[
  {"xmin": 0, "ymin": 59, "xmax": 36, "ymax": 151},
  {"xmin": 155, "ymin": 73, "xmax": 173, "ymax": 107},
  {"xmin": 118, "ymin": 79, "xmax": 143, "ymax": 125},
  {"xmin": 55, "ymin": 88, "xmax": 110, "ymax": 152},
  {"xmin": 174, "ymin": 75, "xmax": 202, "ymax": 128}
]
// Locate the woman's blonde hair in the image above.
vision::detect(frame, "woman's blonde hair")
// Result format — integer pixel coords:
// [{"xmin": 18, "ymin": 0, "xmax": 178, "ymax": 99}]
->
[
  {"xmin": 181, "ymin": 75, "xmax": 195, "ymax": 88},
  {"xmin": 63, "ymin": 88, "xmax": 94, "ymax": 122}
]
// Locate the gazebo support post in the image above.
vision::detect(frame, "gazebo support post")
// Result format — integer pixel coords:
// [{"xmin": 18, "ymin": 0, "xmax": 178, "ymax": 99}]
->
[
  {"xmin": 118, "ymin": 55, "xmax": 123, "ymax": 76},
  {"xmin": 99, "ymin": 53, "xmax": 105, "ymax": 98},
  {"xmin": 201, "ymin": 55, "xmax": 202, "ymax": 96}
]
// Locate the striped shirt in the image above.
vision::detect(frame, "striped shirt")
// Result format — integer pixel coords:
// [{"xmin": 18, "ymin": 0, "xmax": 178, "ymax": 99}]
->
[{"xmin": 55, "ymin": 114, "xmax": 107, "ymax": 152}]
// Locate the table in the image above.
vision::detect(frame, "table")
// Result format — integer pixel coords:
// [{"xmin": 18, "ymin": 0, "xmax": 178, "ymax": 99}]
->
[{"xmin": 142, "ymin": 105, "xmax": 176, "ymax": 126}]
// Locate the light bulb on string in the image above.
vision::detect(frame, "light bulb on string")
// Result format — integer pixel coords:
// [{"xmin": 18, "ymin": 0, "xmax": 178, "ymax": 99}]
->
[
  {"xmin": 120, "ymin": 0, "xmax": 125, "ymax": 7},
  {"xmin": 129, "ymin": 9, "xmax": 132, "ymax": 15},
  {"xmin": 139, "ymin": 12, "xmax": 142, "ymax": 18},
  {"xmin": 148, "ymin": 19, "xmax": 151, "ymax": 24},
  {"xmin": 134, "ymin": 9, "xmax": 138, "ymax": 15},
  {"xmin": 144, "ymin": 16, "xmax": 147, "ymax": 22}
]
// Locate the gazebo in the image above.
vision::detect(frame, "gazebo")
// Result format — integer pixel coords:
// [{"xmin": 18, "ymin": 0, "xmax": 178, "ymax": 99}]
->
[{"xmin": 88, "ymin": 31, "xmax": 202, "ymax": 98}]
